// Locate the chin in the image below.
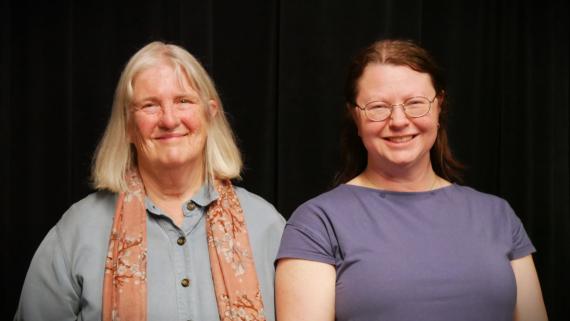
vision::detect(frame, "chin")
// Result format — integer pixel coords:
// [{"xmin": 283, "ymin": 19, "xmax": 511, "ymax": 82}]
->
[
  {"xmin": 379, "ymin": 151, "xmax": 427, "ymax": 168},
  {"xmin": 150, "ymin": 156, "xmax": 185, "ymax": 167},
  {"xmin": 382, "ymin": 153, "xmax": 417, "ymax": 164},
  {"xmin": 384, "ymin": 159, "xmax": 416, "ymax": 168}
]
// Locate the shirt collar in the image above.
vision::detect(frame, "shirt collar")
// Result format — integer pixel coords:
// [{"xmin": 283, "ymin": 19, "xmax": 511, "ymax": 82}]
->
[
  {"xmin": 143, "ymin": 182, "xmax": 219, "ymax": 215},
  {"xmin": 192, "ymin": 182, "xmax": 219, "ymax": 207}
]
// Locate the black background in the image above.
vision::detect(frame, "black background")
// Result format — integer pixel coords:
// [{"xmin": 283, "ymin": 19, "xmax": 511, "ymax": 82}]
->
[{"xmin": 2, "ymin": 0, "xmax": 568, "ymax": 319}]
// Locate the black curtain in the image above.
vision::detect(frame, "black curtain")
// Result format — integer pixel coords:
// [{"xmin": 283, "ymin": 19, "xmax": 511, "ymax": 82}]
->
[{"xmin": 2, "ymin": 0, "xmax": 568, "ymax": 319}]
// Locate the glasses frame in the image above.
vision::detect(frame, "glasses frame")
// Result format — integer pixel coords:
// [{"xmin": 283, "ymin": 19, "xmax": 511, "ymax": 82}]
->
[{"xmin": 354, "ymin": 94, "xmax": 437, "ymax": 122}]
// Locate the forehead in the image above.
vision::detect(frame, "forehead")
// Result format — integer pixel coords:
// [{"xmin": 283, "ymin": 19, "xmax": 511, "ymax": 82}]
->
[
  {"xmin": 131, "ymin": 62, "xmax": 198, "ymax": 97},
  {"xmin": 357, "ymin": 63, "xmax": 434, "ymax": 99}
]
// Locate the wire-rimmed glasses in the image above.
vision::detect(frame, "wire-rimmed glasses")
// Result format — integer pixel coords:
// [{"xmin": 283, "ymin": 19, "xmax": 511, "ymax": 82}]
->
[{"xmin": 354, "ymin": 95, "xmax": 437, "ymax": 122}]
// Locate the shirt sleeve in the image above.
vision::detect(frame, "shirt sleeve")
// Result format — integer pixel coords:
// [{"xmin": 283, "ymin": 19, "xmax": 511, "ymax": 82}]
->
[
  {"xmin": 276, "ymin": 202, "xmax": 338, "ymax": 266},
  {"xmin": 504, "ymin": 202, "xmax": 536, "ymax": 260},
  {"xmin": 14, "ymin": 225, "xmax": 80, "ymax": 321}
]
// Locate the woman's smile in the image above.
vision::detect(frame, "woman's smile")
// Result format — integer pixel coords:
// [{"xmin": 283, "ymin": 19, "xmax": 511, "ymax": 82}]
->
[{"xmin": 382, "ymin": 134, "xmax": 417, "ymax": 144}]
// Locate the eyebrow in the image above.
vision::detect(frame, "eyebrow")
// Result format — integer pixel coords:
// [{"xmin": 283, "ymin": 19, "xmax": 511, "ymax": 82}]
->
[
  {"xmin": 134, "ymin": 92, "xmax": 200, "ymax": 102},
  {"xmin": 366, "ymin": 93, "xmax": 434, "ymax": 102}
]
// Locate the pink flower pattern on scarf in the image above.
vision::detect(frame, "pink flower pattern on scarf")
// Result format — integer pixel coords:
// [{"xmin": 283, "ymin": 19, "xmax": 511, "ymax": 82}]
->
[{"xmin": 102, "ymin": 171, "xmax": 265, "ymax": 321}]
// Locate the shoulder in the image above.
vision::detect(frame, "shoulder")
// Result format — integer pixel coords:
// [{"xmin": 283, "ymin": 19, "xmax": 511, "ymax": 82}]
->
[
  {"xmin": 284, "ymin": 185, "xmax": 355, "ymax": 229},
  {"xmin": 449, "ymin": 185, "xmax": 535, "ymax": 257},
  {"xmin": 292, "ymin": 184, "xmax": 360, "ymax": 216},
  {"xmin": 55, "ymin": 191, "xmax": 117, "ymax": 246},
  {"xmin": 233, "ymin": 185, "xmax": 285, "ymax": 227},
  {"xmin": 449, "ymin": 184, "xmax": 513, "ymax": 211},
  {"xmin": 29, "ymin": 191, "xmax": 116, "ymax": 284},
  {"xmin": 58, "ymin": 191, "xmax": 116, "ymax": 227},
  {"xmin": 296, "ymin": 185, "xmax": 353, "ymax": 209},
  {"xmin": 444, "ymin": 184, "xmax": 522, "ymax": 231},
  {"xmin": 233, "ymin": 186, "xmax": 285, "ymax": 253}
]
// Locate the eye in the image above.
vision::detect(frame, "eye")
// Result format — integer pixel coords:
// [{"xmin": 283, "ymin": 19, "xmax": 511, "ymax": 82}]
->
[
  {"xmin": 177, "ymin": 97, "xmax": 199, "ymax": 109},
  {"xmin": 136, "ymin": 102, "xmax": 160, "ymax": 114},
  {"xmin": 179, "ymin": 95, "xmax": 199, "ymax": 103},
  {"xmin": 366, "ymin": 102, "xmax": 390, "ymax": 110},
  {"xmin": 406, "ymin": 97, "xmax": 429, "ymax": 106}
]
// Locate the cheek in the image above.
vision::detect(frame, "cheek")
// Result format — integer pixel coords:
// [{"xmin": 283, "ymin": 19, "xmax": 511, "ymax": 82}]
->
[
  {"xmin": 415, "ymin": 118, "xmax": 439, "ymax": 137},
  {"xmin": 357, "ymin": 116, "xmax": 385, "ymax": 136},
  {"xmin": 416, "ymin": 105, "xmax": 440, "ymax": 133},
  {"xmin": 359, "ymin": 123, "xmax": 387, "ymax": 149},
  {"xmin": 181, "ymin": 109, "xmax": 208, "ymax": 131},
  {"xmin": 352, "ymin": 111, "xmax": 368, "ymax": 137},
  {"xmin": 131, "ymin": 114, "xmax": 157, "ymax": 139}
]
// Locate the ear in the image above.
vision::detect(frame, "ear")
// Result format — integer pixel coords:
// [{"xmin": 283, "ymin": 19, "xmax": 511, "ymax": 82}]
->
[
  {"xmin": 208, "ymin": 100, "xmax": 219, "ymax": 118},
  {"xmin": 436, "ymin": 91, "xmax": 445, "ymax": 110}
]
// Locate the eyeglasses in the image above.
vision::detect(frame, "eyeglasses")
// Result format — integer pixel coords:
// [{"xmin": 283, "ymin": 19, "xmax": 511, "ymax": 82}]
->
[{"xmin": 354, "ymin": 95, "xmax": 437, "ymax": 122}]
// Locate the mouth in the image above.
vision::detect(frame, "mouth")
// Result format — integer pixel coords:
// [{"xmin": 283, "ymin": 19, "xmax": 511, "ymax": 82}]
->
[
  {"xmin": 383, "ymin": 134, "xmax": 417, "ymax": 143},
  {"xmin": 155, "ymin": 133, "xmax": 188, "ymax": 140}
]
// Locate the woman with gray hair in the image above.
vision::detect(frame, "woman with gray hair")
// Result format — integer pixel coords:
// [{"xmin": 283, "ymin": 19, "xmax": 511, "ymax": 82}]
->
[{"xmin": 15, "ymin": 41, "xmax": 284, "ymax": 321}]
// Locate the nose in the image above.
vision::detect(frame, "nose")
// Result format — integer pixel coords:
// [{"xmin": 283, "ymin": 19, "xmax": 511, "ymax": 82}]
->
[
  {"xmin": 388, "ymin": 105, "xmax": 409, "ymax": 128},
  {"xmin": 158, "ymin": 104, "xmax": 180, "ymax": 129}
]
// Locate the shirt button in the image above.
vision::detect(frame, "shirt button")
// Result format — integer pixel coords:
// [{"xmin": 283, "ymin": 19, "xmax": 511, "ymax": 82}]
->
[
  {"xmin": 181, "ymin": 278, "xmax": 190, "ymax": 287},
  {"xmin": 177, "ymin": 236, "xmax": 186, "ymax": 246},
  {"xmin": 186, "ymin": 202, "xmax": 196, "ymax": 211}
]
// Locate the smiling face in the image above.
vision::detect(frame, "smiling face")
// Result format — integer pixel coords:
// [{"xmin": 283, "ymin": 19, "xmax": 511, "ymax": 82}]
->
[
  {"xmin": 353, "ymin": 63, "xmax": 441, "ymax": 174},
  {"xmin": 129, "ymin": 62, "xmax": 215, "ymax": 174}
]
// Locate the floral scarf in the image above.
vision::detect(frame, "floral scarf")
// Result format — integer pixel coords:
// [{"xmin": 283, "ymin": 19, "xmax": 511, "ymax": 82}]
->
[{"xmin": 102, "ymin": 170, "xmax": 265, "ymax": 321}]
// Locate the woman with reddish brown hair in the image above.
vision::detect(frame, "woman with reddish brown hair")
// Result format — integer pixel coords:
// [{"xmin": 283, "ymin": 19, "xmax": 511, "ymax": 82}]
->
[{"xmin": 275, "ymin": 39, "xmax": 547, "ymax": 321}]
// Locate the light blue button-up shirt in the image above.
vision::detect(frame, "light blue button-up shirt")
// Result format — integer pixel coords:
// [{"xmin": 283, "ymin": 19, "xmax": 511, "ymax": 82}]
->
[{"xmin": 15, "ymin": 184, "xmax": 285, "ymax": 321}]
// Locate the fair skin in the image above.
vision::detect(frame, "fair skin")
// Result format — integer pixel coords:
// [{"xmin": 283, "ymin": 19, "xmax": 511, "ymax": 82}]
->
[
  {"xmin": 276, "ymin": 63, "xmax": 547, "ymax": 320},
  {"xmin": 512, "ymin": 256, "xmax": 549, "ymax": 321},
  {"xmin": 130, "ymin": 62, "xmax": 217, "ymax": 226},
  {"xmin": 276, "ymin": 259, "xmax": 335, "ymax": 321},
  {"xmin": 350, "ymin": 63, "xmax": 446, "ymax": 192}
]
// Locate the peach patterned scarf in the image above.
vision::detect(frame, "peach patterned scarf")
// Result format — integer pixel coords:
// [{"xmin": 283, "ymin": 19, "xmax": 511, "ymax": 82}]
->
[{"xmin": 102, "ymin": 170, "xmax": 265, "ymax": 321}]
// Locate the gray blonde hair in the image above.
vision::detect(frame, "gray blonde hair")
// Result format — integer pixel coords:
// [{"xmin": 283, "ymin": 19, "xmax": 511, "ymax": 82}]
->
[{"xmin": 92, "ymin": 41, "xmax": 242, "ymax": 192}]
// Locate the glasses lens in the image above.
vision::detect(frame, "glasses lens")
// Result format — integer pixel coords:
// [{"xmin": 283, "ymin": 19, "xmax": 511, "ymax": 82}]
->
[
  {"xmin": 404, "ymin": 97, "xmax": 430, "ymax": 117},
  {"xmin": 365, "ymin": 102, "xmax": 391, "ymax": 121}
]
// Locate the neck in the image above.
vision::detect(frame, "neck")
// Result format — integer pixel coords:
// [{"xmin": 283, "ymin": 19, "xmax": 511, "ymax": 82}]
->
[
  {"xmin": 355, "ymin": 159, "xmax": 440, "ymax": 192},
  {"xmin": 138, "ymin": 161, "xmax": 206, "ymax": 205}
]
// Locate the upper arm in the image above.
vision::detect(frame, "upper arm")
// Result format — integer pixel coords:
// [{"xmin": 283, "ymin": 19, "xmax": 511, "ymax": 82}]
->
[
  {"xmin": 275, "ymin": 200, "xmax": 339, "ymax": 321},
  {"xmin": 15, "ymin": 227, "xmax": 80, "ymax": 321},
  {"xmin": 511, "ymin": 255, "xmax": 548, "ymax": 321},
  {"xmin": 276, "ymin": 258, "xmax": 336, "ymax": 321}
]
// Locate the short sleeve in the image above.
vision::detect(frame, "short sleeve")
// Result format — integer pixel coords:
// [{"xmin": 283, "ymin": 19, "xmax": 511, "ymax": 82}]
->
[
  {"xmin": 276, "ymin": 203, "xmax": 338, "ymax": 266},
  {"xmin": 504, "ymin": 203, "xmax": 536, "ymax": 260}
]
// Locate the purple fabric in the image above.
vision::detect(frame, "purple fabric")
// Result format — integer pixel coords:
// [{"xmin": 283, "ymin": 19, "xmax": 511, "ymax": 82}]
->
[{"xmin": 277, "ymin": 184, "xmax": 535, "ymax": 321}]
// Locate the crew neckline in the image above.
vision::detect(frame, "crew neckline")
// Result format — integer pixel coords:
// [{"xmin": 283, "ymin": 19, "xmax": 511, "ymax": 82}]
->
[{"xmin": 341, "ymin": 182, "xmax": 457, "ymax": 196}]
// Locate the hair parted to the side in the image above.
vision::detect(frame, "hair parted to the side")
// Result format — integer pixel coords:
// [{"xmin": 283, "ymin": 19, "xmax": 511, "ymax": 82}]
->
[
  {"xmin": 334, "ymin": 39, "xmax": 463, "ymax": 185},
  {"xmin": 92, "ymin": 41, "xmax": 242, "ymax": 192}
]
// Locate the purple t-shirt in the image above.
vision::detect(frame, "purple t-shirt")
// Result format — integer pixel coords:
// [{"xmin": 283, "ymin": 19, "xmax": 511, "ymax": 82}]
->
[{"xmin": 277, "ymin": 184, "xmax": 535, "ymax": 321}]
